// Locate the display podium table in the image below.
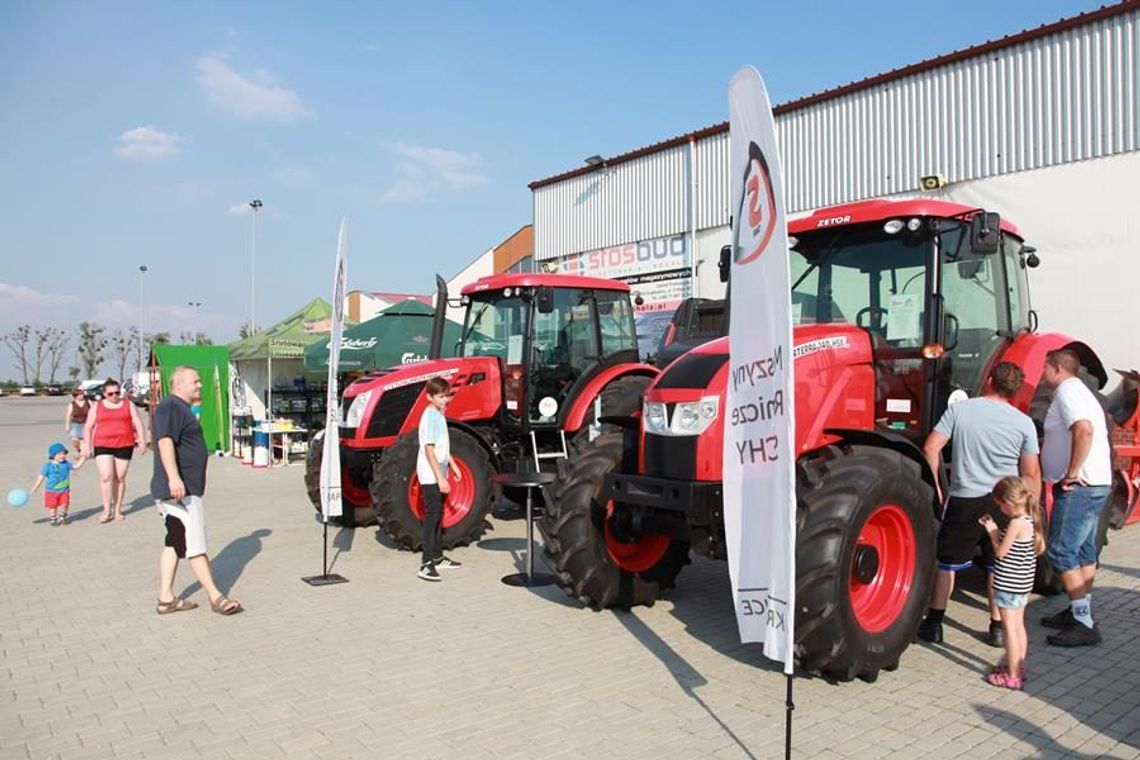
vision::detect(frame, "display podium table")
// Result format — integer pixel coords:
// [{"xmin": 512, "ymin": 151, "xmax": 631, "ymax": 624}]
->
[{"xmin": 491, "ymin": 471, "xmax": 557, "ymax": 587}]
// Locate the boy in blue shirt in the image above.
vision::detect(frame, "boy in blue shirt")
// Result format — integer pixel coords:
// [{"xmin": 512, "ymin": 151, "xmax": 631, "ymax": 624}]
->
[
  {"xmin": 30, "ymin": 442, "xmax": 86, "ymax": 526},
  {"xmin": 417, "ymin": 377, "xmax": 463, "ymax": 581}
]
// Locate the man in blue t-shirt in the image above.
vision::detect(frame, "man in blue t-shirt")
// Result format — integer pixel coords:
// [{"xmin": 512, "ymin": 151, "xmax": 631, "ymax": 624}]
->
[{"xmin": 918, "ymin": 362, "xmax": 1041, "ymax": 646}]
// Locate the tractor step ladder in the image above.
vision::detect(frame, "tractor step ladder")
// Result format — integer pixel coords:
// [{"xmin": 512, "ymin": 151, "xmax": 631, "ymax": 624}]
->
[{"xmin": 530, "ymin": 429, "xmax": 569, "ymax": 471}]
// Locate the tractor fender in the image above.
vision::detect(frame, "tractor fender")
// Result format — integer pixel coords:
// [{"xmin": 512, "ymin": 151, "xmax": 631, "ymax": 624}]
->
[
  {"xmin": 822, "ymin": 427, "xmax": 940, "ymax": 521},
  {"xmin": 563, "ymin": 363, "xmax": 658, "ymax": 433},
  {"xmin": 1001, "ymin": 333, "xmax": 1107, "ymax": 412}
]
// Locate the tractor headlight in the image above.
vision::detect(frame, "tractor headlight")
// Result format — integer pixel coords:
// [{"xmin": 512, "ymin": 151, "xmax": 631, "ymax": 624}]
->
[
  {"xmin": 643, "ymin": 401, "xmax": 668, "ymax": 434},
  {"xmin": 671, "ymin": 396, "xmax": 719, "ymax": 436},
  {"xmin": 344, "ymin": 391, "xmax": 373, "ymax": 428}
]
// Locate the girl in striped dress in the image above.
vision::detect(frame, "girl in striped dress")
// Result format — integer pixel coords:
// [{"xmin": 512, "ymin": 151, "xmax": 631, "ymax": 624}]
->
[{"xmin": 978, "ymin": 476, "xmax": 1045, "ymax": 690}]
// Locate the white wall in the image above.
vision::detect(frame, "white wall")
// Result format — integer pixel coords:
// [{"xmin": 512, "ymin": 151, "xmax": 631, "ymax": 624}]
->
[{"xmin": 443, "ymin": 248, "xmax": 495, "ymax": 323}]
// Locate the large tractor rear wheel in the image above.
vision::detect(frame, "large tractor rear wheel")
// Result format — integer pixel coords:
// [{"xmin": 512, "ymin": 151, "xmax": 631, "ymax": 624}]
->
[
  {"xmin": 541, "ymin": 432, "xmax": 690, "ymax": 609},
  {"xmin": 796, "ymin": 445, "xmax": 936, "ymax": 682},
  {"xmin": 568, "ymin": 374, "xmax": 653, "ymax": 453},
  {"xmin": 304, "ymin": 431, "xmax": 372, "ymax": 527},
  {"xmin": 371, "ymin": 429, "xmax": 494, "ymax": 551}
]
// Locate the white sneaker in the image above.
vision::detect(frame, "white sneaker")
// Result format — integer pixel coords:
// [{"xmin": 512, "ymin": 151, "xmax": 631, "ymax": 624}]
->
[
  {"xmin": 434, "ymin": 555, "xmax": 462, "ymax": 569},
  {"xmin": 417, "ymin": 564, "xmax": 441, "ymax": 582}
]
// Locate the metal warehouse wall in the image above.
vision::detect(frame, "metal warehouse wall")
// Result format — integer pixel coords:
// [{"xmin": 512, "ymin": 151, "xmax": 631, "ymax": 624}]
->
[{"xmin": 533, "ymin": 7, "xmax": 1139, "ymax": 261}]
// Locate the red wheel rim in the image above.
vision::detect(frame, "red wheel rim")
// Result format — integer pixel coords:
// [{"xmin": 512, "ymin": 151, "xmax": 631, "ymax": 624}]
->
[
  {"xmin": 342, "ymin": 471, "xmax": 369, "ymax": 509},
  {"xmin": 849, "ymin": 504, "xmax": 916, "ymax": 634},
  {"xmin": 603, "ymin": 500, "xmax": 670, "ymax": 573},
  {"xmin": 408, "ymin": 458, "xmax": 476, "ymax": 529}
]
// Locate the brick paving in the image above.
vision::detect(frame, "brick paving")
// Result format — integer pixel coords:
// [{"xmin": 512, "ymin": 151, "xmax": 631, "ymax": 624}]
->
[{"xmin": 1, "ymin": 397, "xmax": 1138, "ymax": 759}]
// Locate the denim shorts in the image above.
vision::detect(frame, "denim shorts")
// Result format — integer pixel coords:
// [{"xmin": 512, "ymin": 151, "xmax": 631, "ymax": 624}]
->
[
  {"xmin": 1046, "ymin": 484, "xmax": 1111, "ymax": 573},
  {"xmin": 994, "ymin": 590, "xmax": 1029, "ymax": 609}
]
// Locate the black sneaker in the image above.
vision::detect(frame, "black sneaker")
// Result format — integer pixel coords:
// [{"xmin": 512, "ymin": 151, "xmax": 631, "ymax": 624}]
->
[
  {"xmin": 985, "ymin": 622, "xmax": 1004, "ymax": 648},
  {"xmin": 1040, "ymin": 608, "xmax": 1077, "ymax": 630},
  {"xmin": 434, "ymin": 555, "xmax": 462, "ymax": 569},
  {"xmin": 417, "ymin": 564, "xmax": 441, "ymax": 582},
  {"xmin": 1047, "ymin": 623, "xmax": 1101, "ymax": 647},
  {"xmin": 917, "ymin": 617, "xmax": 943, "ymax": 643}
]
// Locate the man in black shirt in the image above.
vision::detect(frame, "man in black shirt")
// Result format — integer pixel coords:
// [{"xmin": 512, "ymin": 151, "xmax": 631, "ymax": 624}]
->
[{"xmin": 152, "ymin": 366, "xmax": 242, "ymax": 616}]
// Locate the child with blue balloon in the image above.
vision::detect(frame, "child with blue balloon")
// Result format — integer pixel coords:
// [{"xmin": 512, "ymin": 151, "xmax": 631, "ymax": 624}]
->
[{"xmin": 28, "ymin": 443, "xmax": 86, "ymax": 525}]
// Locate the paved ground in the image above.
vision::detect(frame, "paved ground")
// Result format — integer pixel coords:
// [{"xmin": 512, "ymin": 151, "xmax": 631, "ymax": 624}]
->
[{"xmin": 1, "ymin": 396, "xmax": 1138, "ymax": 760}]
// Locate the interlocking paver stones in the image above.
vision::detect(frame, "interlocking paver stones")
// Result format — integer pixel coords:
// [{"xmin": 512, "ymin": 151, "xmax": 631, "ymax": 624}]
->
[{"xmin": 2, "ymin": 397, "xmax": 1139, "ymax": 759}]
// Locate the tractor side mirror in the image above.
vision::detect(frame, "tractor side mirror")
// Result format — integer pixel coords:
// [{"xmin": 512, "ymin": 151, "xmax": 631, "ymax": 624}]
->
[
  {"xmin": 1021, "ymin": 245, "xmax": 1040, "ymax": 269},
  {"xmin": 537, "ymin": 286, "xmax": 555, "ymax": 314},
  {"xmin": 969, "ymin": 212, "xmax": 1001, "ymax": 255},
  {"xmin": 632, "ymin": 291, "xmax": 645, "ymax": 306},
  {"xmin": 943, "ymin": 312, "xmax": 959, "ymax": 352},
  {"xmin": 718, "ymin": 245, "xmax": 731, "ymax": 283}
]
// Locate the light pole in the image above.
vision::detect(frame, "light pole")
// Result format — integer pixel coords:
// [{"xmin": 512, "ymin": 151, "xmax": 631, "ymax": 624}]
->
[
  {"xmin": 249, "ymin": 199, "xmax": 263, "ymax": 336},
  {"xmin": 138, "ymin": 265, "xmax": 148, "ymax": 372},
  {"xmin": 188, "ymin": 301, "xmax": 202, "ymax": 342}
]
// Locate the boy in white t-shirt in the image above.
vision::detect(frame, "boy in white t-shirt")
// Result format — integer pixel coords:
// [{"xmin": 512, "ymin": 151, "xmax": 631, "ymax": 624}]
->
[
  {"xmin": 1038, "ymin": 348, "xmax": 1112, "ymax": 647},
  {"xmin": 416, "ymin": 377, "xmax": 463, "ymax": 582}
]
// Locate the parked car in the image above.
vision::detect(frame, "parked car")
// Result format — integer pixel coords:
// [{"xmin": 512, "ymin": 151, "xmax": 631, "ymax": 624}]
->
[
  {"xmin": 78, "ymin": 379, "xmax": 104, "ymax": 401},
  {"xmin": 46, "ymin": 383, "xmax": 64, "ymax": 396},
  {"xmin": 19, "ymin": 386, "xmax": 36, "ymax": 397}
]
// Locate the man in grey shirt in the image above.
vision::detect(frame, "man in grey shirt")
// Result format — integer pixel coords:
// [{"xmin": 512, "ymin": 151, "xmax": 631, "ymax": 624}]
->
[{"xmin": 917, "ymin": 362, "xmax": 1041, "ymax": 645}]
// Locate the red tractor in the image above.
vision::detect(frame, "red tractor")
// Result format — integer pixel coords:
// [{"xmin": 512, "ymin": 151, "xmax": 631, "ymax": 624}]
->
[
  {"xmin": 540, "ymin": 198, "xmax": 1110, "ymax": 682},
  {"xmin": 305, "ymin": 273, "xmax": 658, "ymax": 549}
]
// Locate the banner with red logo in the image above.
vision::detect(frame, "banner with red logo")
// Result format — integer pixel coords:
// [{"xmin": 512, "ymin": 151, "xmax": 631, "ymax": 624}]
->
[
  {"xmin": 320, "ymin": 219, "xmax": 348, "ymax": 520},
  {"xmin": 723, "ymin": 66, "xmax": 796, "ymax": 672}
]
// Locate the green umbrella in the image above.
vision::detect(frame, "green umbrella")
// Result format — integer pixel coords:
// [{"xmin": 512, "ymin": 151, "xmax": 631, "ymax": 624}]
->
[{"xmin": 303, "ymin": 299, "xmax": 463, "ymax": 372}]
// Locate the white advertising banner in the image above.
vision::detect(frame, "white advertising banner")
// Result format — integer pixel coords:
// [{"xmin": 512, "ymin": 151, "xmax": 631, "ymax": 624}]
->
[
  {"xmin": 320, "ymin": 219, "xmax": 348, "ymax": 520},
  {"xmin": 723, "ymin": 66, "xmax": 796, "ymax": 672}
]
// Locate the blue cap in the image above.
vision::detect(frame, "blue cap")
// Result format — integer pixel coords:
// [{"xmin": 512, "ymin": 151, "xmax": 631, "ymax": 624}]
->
[{"xmin": 48, "ymin": 443, "xmax": 67, "ymax": 458}]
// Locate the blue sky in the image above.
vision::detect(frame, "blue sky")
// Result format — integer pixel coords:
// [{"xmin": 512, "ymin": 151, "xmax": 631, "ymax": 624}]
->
[{"xmin": 0, "ymin": 0, "xmax": 1106, "ymax": 379}]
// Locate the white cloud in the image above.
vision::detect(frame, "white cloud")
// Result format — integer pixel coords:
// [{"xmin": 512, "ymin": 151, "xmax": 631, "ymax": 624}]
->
[
  {"xmin": 112, "ymin": 126, "xmax": 182, "ymax": 161},
  {"xmin": 0, "ymin": 283, "xmax": 81, "ymax": 313},
  {"xmin": 195, "ymin": 52, "xmax": 312, "ymax": 122},
  {"xmin": 378, "ymin": 142, "xmax": 489, "ymax": 205}
]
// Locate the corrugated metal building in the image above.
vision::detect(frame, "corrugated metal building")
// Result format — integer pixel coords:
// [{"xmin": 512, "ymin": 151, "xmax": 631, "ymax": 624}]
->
[{"xmin": 529, "ymin": 2, "xmax": 1140, "ymax": 373}]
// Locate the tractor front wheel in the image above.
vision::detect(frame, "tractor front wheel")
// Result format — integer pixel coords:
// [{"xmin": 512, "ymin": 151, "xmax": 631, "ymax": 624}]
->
[
  {"xmin": 371, "ymin": 429, "xmax": 494, "ymax": 551},
  {"xmin": 796, "ymin": 445, "xmax": 936, "ymax": 682},
  {"xmin": 304, "ymin": 431, "xmax": 372, "ymax": 526},
  {"xmin": 541, "ymin": 432, "xmax": 689, "ymax": 609}
]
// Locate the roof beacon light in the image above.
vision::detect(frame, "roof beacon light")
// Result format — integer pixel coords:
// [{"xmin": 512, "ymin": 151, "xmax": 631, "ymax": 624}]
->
[
  {"xmin": 907, "ymin": 218, "xmax": 923, "ymax": 232},
  {"xmin": 883, "ymin": 219, "xmax": 904, "ymax": 235}
]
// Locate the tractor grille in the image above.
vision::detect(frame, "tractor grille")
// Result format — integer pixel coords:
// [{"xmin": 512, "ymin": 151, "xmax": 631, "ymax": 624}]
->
[
  {"xmin": 643, "ymin": 433, "xmax": 696, "ymax": 480},
  {"xmin": 655, "ymin": 353, "xmax": 729, "ymax": 389},
  {"xmin": 365, "ymin": 382, "xmax": 426, "ymax": 438}
]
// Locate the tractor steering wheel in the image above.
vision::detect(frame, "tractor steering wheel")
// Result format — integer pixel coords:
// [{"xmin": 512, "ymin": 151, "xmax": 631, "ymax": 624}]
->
[{"xmin": 855, "ymin": 306, "xmax": 888, "ymax": 331}]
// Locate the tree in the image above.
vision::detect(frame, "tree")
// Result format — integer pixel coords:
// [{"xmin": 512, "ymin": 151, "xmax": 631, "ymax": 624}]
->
[
  {"xmin": 76, "ymin": 322, "xmax": 109, "ymax": 379},
  {"xmin": 146, "ymin": 331, "xmax": 171, "ymax": 346},
  {"xmin": 44, "ymin": 328, "xmax": 70, "ymax": 383},
  {"xmin": 177, "ymin": 331, "xmax": 214, "ymax": 346},
  {"xmin": 3, "ymin": 325, "xmax": 32, "ymax": 384},
  {"xmin": 110, "ymin": 329, "xmax": 134, "ymax": 382},
  {"xmin": 238, "ymin": 322, "xmax": 253, "ymax": 339}
]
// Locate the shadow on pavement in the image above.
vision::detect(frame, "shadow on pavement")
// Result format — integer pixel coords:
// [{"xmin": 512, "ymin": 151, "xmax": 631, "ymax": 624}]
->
[
  {"xmin": 615, "ymin": 610, "xmax": 759, "ymax": 760},
  {"xmin": 1099, "ymin": 561, "xmax": 1140, "ymax": 581},
  {"xmin": 975, "ymin": 703, "xmax": 1139, "ymax": 756},
  {"xmin": 179, "ymin": 528, "xmax": 272, "ymax": 597},
  {"xmin": 326, "ymin": 527, "xmax": 354, "ymax": 573},
  {"xmin": 61, "ymin": 494, "xmax": 153, "ymax": 524}
]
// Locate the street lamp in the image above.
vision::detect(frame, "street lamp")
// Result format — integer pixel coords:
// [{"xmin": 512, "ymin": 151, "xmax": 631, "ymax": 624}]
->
[
  {"xmin": 249, "ymin": 199, "xmax": 263, "ymax": 336},
  {"xmin": 188, "ymin": 301, "xmax": 202, "ymax": 341},
  {"xmin": 138, "ymin": 265, "xmax": 148, "ymax": 372}
]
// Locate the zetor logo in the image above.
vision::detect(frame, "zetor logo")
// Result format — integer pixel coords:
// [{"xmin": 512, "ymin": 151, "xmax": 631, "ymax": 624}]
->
[
  {"xmin": 816, "ymin": 215, "xmax": 851, "ymax": 228},
  {"xmin": 735, "ymin": 141, "xmax": 777, "ymax": 265}
]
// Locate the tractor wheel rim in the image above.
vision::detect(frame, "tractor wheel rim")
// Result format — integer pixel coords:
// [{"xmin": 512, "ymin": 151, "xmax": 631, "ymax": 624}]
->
[
  {"xmin": 408, "ymin": 458, "xmax": 476, "ymax": 529},
  {"xmin": 849, "ymin": 503, "xmax": 916, "ymax": 634},
  {"xmin": 342, "ymin": 471, "xmax": 369, "ymax": 508},
  {"xmin": 603, "ymin": 500, "xmax": 670, "ymax": 573}
]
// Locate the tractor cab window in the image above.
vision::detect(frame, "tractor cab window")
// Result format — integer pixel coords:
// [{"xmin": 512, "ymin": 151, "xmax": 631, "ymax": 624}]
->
[
  {"xmin": 595, "ymin": 290, "xmax": 637, "ymax": 357},
  {"xmin": 460, "ymin": 293, "xmax": 527, "ymax": 362},
  {"xmin": 530, "ymin": 288, "xmax": 597, "ymax": 424},
  {"xmin": 1003, "ymin": 237, "xmax": 1030, "ymax": 332},
  {"xmin": 938, "ymin": 224, "xmax": 1005, "ymax": 394},
  {"xmin": 791, "ymin": 225, "xmax": 927, "ymax": 344}
]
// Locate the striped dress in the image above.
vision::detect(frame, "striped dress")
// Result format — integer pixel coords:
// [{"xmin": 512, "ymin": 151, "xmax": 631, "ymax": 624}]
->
[{"xmin": 993, "ymin": 516, "xmax": 1036, "ymax": 594}]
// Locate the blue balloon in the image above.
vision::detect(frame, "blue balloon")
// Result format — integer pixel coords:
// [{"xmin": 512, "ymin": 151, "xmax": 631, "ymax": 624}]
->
[{"xmin": 7, "ymin": 489, "xmax": 29, "ymax": 508}]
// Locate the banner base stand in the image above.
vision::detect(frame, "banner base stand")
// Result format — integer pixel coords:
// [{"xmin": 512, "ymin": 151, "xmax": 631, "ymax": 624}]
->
[{"xmin": 302, "ymin": 573, "xmax": 349, "ymax": 586}]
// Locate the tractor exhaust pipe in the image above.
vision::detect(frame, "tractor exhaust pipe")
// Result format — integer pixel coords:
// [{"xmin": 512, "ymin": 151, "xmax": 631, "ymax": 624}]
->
[{"xmin": 429, "ymin": 274, "xmax": 448, "ymax": 359}]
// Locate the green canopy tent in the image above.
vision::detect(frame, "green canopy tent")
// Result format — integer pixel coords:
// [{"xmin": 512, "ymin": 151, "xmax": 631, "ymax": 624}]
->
[
  {"xmin": 150, "ymin": 344, "xmax": 231, "ymax": 453},
  {"xmin": 228, "ymin": 298, "xmax": 351, "ymax": 422},
  {"xmin": 302, "ymin": 299, "xmax": 463, "ymax": 373}
]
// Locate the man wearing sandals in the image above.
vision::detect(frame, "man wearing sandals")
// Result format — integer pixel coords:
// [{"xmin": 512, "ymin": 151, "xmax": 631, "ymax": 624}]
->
[{"xmin": 151, "ymin": 366, "xmax": 242, "ymax": 616}]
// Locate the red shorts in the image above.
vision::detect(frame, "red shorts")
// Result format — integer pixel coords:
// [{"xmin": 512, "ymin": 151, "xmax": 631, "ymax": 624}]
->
[{"xmin": 44, "ymin": 491, "xmax": 70, "ymax": 509}]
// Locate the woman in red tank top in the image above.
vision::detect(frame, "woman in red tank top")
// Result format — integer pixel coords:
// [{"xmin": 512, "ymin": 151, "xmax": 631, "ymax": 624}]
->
[{"xmin": 84, "ymin": 378, "xmax": 148, "ymax": 523}]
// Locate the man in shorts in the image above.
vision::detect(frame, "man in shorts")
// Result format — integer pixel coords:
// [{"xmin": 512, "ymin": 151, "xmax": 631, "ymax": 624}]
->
[
  {"xmin": 1038, "ymin": 348, "xmax": 1112, "ymax": 647},
  {"xmin": 151, "ymin": 366, "xmax": 242, "ymax": 616},
  {"xmin": 917, "ymin": 362, "xmax": 1041, "ymax": 645}
]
